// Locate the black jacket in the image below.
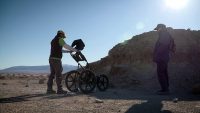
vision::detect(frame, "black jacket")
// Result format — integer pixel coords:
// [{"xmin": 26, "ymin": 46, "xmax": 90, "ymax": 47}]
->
[
  {"xmin": 153, "ymin": 30, "xmax": 175, "ymax": 62},
  {"xmin": 50, "ymin": 36, "xmax": 62, "ymax": 59}
]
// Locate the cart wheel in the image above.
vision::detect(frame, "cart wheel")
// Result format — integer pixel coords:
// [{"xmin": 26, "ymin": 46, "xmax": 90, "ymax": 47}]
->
[
  {"xmin": 79, "ymin": 70, "xmax": 96, "ymax": 93},
  {"xmin": 65, "ymin": 70, "xmax": 80, "ymax": 92},
  {"xmin": 97, "ymin": 74, "xmax": 109, "ymax": 91}
]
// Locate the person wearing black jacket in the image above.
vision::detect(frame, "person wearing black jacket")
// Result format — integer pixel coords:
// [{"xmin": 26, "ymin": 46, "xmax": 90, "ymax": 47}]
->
[
  {"xmin": 47, "ymin": 30, "xmax": 78, "ymax": 94},
  {"xmin": 153, "ymin": 24, "xmax": 176, "ymax": 95}
]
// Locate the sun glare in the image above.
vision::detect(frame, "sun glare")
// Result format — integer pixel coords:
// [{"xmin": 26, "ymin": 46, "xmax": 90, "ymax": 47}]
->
[{"xmin": 165, "ymin": 0, "xmax": 188, "ymax": 10}]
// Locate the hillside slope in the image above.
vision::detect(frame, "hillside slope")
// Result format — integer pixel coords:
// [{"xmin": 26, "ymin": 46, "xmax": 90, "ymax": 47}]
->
[{"xmin": 91, "ymin": 28, "xmax": 200, "ymax": 92}]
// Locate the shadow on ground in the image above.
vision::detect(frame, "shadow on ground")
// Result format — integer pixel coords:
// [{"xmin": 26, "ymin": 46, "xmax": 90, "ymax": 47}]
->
[
  {"xmin": 0, "ymin": 88, "xmax": 199, "ymax": 113},
  {"xmin": 89, "ymin": 89, "xmax": 200, "ymax": 113},
  {"xmin": 0, "ymin": 92, "xmax": 79, "ymax": 103},
  {"xmin": 125, "ymin": 99, "xmax": 172, "ymax": 113}
]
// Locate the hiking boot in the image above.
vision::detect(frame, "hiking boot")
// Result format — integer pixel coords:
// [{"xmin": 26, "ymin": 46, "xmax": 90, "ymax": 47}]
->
[
  {"xmin": 46, "ymin": 89, "xmax": 56, "ymax": 94},
  {"xmin": 156, "ymin": 89, "xmax": 170, "ymax": 95},
  {"xmin": 57, "ymin": 89, "xmax": 68, "ymax": 94}
]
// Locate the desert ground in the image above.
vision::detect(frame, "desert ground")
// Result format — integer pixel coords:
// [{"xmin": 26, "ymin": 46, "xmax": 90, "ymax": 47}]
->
[{"xmin": 0, "ymin": 74, "xmax": 200, "ymax": 113}]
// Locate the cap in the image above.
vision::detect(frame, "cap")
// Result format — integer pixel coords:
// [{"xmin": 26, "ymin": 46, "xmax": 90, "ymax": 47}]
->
[
  {"xmin": 57, "ymin": 30, "xmax": 66, "ymax": 38},
  {"xmin": 154, "ymin": 24, "xmax": 166, "ymax": 30}
]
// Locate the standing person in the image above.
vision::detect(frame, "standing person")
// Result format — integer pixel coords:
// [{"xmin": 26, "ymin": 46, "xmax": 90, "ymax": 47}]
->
[
  {"xmin": 153, "ymin": 24, "xmax": 176, "ymax": 95},
  {"xmin": 47, "ymin": 30, "xmax": 78, "ymax": 94}
]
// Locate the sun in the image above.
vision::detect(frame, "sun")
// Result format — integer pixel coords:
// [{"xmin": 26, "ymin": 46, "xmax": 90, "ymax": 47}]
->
[{"xmin": 165, "ymin": 0, "xmax": 188, "ymax": 10}]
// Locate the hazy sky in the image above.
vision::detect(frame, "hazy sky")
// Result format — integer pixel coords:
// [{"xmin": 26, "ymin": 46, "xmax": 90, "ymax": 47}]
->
[{"xmin": 0, "ymin": 0, "xmax": 199, "ymax": 69}]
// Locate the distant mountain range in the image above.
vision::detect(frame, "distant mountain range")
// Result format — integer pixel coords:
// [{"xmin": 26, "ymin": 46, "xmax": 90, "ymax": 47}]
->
[{"xmin": 0, "ymin": 64, "xmax": 77, "ymax": 74}]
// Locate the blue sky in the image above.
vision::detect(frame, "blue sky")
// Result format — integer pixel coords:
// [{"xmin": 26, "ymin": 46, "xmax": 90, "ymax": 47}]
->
[{"xmin": 0, "ymin": 0, "xmax": 199, "ymax": 69}]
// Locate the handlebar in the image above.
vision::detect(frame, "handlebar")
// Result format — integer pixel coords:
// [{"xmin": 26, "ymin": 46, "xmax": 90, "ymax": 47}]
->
[
  {"xmin": 63, "ymin": 50, "xmax": 87, "ymax": 63},
  {"xmin": 62, "ymin": 50, "xmax": 73, "ymax": 53}
]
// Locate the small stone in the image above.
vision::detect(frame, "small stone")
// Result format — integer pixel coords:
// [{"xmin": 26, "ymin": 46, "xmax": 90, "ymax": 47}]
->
[
  {"xmin": 173, "ymin": 98, "xmax": 178, "ymax": 103},
  {"xmin": 95, "ymin": 99, "xmax": 103, "ymax": 103},
  {"xmin": 195, "ymin": 105, "xmax": 200, "ymax": 108}
]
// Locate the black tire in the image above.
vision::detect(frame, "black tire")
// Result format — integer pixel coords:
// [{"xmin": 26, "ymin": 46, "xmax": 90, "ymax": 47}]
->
[
  {"xmin": 97, "ymin": 74, "xmax": 109, "ymax": 91},
  {"xmin": 79, "ymin": 70, "xmax": 96, "ymax": 93},
  {"xmin": 64, "ymin": 70, "xmax": 80, "ymax": 92}
]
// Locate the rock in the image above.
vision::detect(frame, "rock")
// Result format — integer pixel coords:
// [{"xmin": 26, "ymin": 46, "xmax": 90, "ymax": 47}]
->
[
  {"xmin": 173, "ymin": 98, "xmax": 178, "ymax": 103},
  {"xmin": 109, "ymin": 65, "xmax": 130, "ymax": 75},
  {"xmin": 95, "ymin": 99, "xmax": 103, "ymax": 103}
]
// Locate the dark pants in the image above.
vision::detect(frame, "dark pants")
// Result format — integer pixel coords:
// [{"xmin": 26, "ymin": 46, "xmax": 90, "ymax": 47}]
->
[
  {"xmin": 47, "ymin": 59, "xmax": 63, "ymax": 91},
  {"xmin": 156, "ymin": 61, "xmax": 169, "ymax": 91}
]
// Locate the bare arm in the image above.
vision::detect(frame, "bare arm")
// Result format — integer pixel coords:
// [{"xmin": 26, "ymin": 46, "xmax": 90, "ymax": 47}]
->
[{"xmin": 63, "ymin": 43, "xmax": 78, "ymax": 52}]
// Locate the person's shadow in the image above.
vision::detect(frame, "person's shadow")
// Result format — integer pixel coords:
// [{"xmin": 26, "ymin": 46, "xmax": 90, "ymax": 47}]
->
[
  {"xmin": 0, "ymin": 92, "xmax": 79, "ymax": 103},
  {"xmin": 89, "ymin": 89, "xmax": 200, "ymax": 113},
  {"xmin": 125, "ymin": 98, "xmax": 172, "ymax": 113}
]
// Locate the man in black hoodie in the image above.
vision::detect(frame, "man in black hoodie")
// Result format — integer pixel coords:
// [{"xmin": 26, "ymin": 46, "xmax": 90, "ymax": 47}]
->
[
  {"xmin": 47, "ymin": 30, "xmax": 78, "ymax": 94},
  {"xmin": 153, "ymin": 24, "xmax": 176, "ymax": 95}
]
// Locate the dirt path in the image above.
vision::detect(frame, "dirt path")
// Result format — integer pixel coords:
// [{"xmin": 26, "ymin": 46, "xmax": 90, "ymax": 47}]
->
[{"xmin": 0, "ymin": 79, "xmax": 200, "ymax": 113}]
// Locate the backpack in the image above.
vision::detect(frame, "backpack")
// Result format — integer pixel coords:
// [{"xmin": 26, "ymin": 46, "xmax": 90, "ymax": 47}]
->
[{"xmin": 71, "ymin": 39, "xmax": 85, "ymax": 50}]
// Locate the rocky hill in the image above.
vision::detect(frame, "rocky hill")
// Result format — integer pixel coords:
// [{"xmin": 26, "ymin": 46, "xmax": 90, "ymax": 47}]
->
[{"xmin": 91, "ymin": 28, "xmax": 200, "ymax": 92}]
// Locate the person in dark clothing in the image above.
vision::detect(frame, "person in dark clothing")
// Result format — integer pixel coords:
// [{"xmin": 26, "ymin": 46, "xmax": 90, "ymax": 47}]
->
[
  {"xmin": 47, "ymin": 30, "xmax": 78, "ymax": 94},
  {"xmin": 153, "ymin": 24, "xmax": 176, "ymax": 95}
]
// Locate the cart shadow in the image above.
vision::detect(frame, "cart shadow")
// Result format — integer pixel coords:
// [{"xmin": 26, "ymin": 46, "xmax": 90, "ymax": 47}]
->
[
  {"xmin": 0, "ymin": 92, "xmax": 81, "ymax": 103},
  {"xmin": 0, "ymin": 94, "xmax": 46, "ymax": 103}
]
